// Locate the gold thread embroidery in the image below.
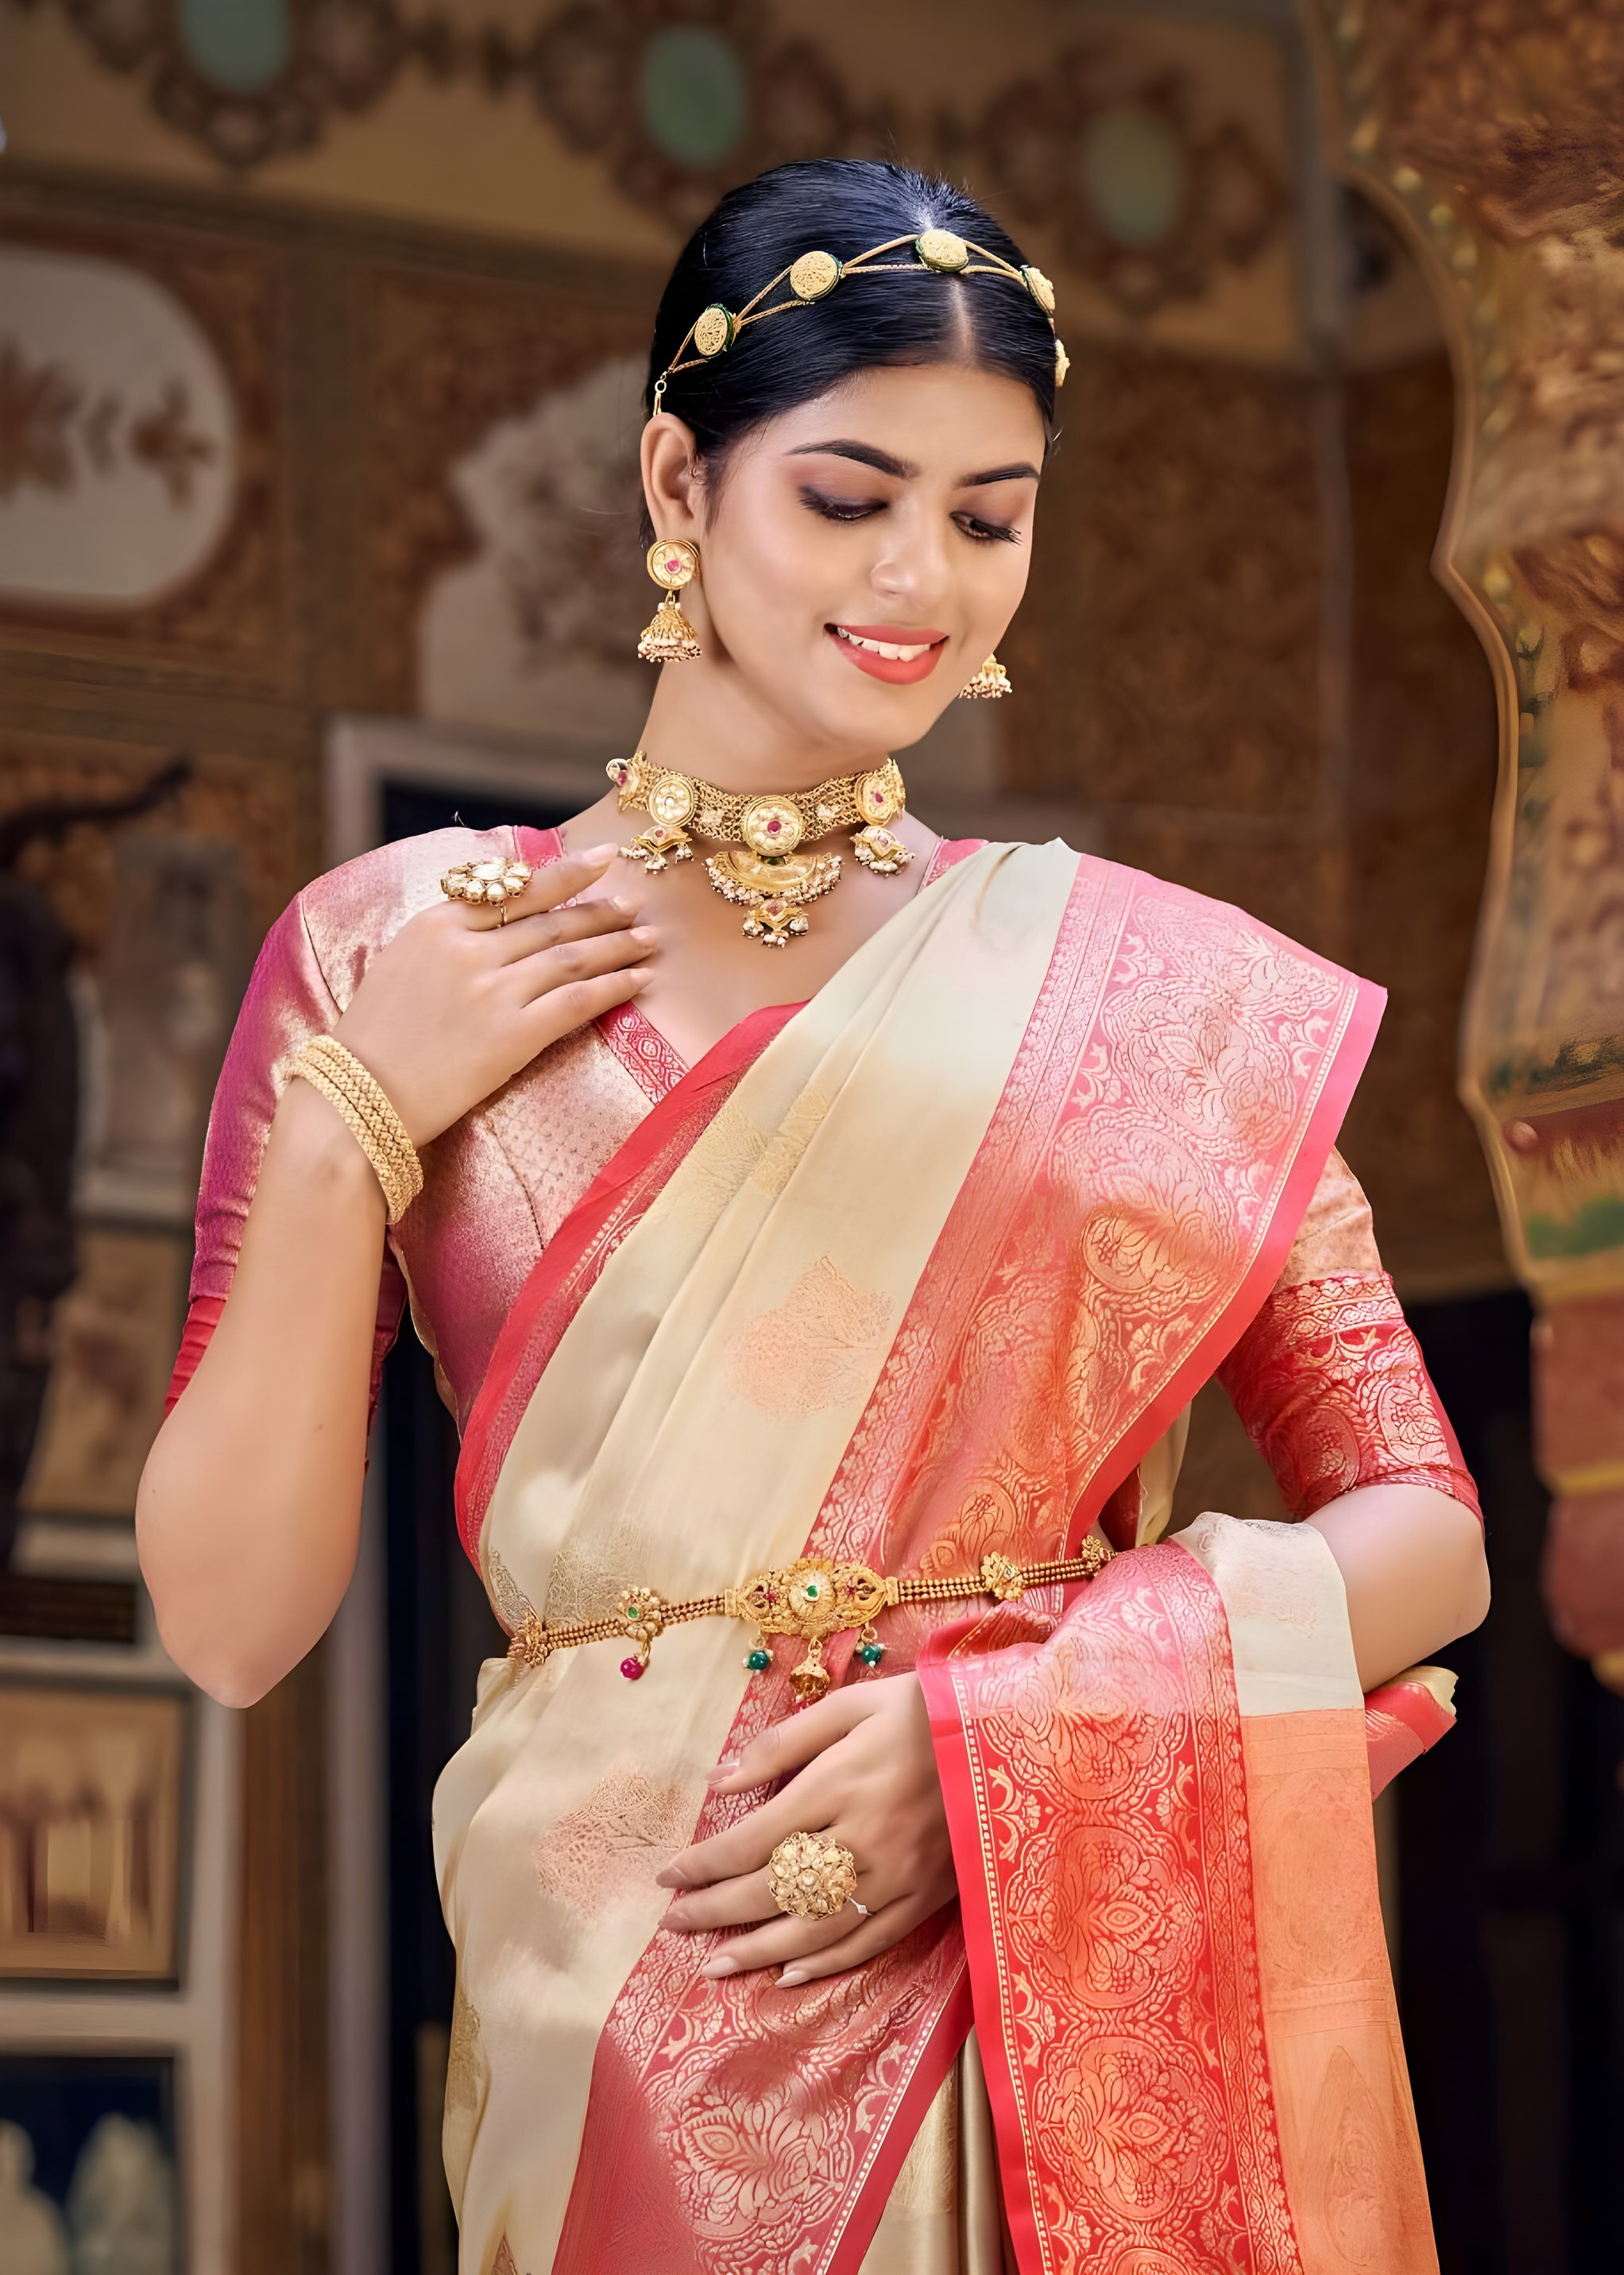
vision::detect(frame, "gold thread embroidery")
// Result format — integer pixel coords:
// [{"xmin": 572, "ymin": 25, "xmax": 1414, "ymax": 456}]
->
[
  {"xmin": 645, "ymin": 1094, "xmax": 765, "ymax": 1231},
  {"xmin": 483, "ymin": 1542, "xmax": 536, "ymax": 1636},
  {"xmin": 534, "ymin": 1766, "xmax": 702, "ymax": 1916},
  {"xmin": 752, "ymin": 1084, "xmax": 831, "ymax": 1198},
  {"xmin": 724, "ymin": 1255, "xmax": 895, "ymax": 1418}
]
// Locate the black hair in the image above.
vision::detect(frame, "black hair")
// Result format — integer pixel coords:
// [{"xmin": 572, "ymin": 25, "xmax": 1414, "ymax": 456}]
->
[{"xmin": 644, "ymin": 159, "xmax": 1057, "ymax": 470}]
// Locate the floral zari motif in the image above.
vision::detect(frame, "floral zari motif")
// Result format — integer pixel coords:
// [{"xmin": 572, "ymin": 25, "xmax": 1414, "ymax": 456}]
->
[
  {"xmin": 926, "ymin": 1553, "xmax": 1300, "ymax": 2272},
  {"xmin": 1220, "ymin": 1271, "xmax": 1481, "ymax": 1522},
  {"xmin": 542, "ymin": 861, "xmax": 1408, "ymax": 2274}
]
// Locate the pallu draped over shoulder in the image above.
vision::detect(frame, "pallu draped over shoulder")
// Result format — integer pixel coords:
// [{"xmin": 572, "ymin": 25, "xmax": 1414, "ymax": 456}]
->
[{"xmin": 178, "ymin": 827, "xmax": 1479, "ymax": 2275}]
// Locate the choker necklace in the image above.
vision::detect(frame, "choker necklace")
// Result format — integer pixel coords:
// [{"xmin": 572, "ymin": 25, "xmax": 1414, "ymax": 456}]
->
[{"xmin": 606, "ymin": 752, "xmax": 911, "ymax": 947}]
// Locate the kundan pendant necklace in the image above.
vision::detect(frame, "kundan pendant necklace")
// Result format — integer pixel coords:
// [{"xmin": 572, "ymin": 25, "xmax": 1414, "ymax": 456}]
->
[{"xmin": 606, "ymin": 750, "xmax": 911, "ymax": 946}]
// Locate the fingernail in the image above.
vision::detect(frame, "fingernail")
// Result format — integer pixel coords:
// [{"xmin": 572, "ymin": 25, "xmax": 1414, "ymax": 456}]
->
[
  {"xmin": 705, "ymin": 1755, "xmax": 739, "ymax": 1784},
  {"xmin": 659, "ymin": 1907, "xmax": 686, "ymax": 1932},
  {"xmin": 611, "ymin": 894, "xmax": 640, "ymax": 915},
  {"xmin": 699, "ymin": 1956, "xmax": 739, "ymax": 1979},
  {"xmin": 778, "ymin": 1968, "xmax": 809, "ymax": 1989},
  {"xmin": 630, "ymin": 926, "xmax": 656, "ymax": 946},
  {"xmin": 655, "ymin": 1866, "xmax": 687, "ymax": 1890},
  {"xmin": 582, "ymin": 842, "xmax": 619, "ymax": 864}
]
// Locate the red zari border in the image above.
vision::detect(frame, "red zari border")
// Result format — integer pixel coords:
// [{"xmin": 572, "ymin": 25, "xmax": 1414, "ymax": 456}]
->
[
  {"xmin": 921, "ymin": 1550, "xmax": 1303, "ymax": 2275},
  {"xmin": 1218, "ymin": 1271, "xmax": 1482, "ymax": 1524}
]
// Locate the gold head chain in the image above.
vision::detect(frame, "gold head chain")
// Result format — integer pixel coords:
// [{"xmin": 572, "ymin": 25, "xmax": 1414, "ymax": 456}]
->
[{"xmin": 650, "ymin": 229, "xmax": 1069, "ymax": 412}]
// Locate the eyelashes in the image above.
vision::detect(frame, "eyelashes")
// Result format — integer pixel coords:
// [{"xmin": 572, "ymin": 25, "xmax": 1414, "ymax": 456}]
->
[
  {"xmin": 797, "ymin": 487, "xmax": 1022, "ymax": 545},
  {"xmin": 799, "ymin": 488, "xmax": 879, "ymax": 524}
]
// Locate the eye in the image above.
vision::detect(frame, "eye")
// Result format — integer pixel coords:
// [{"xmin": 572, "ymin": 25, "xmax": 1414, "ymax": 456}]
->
[
  {"xmin": 799, "ymin": 486, "xmax": 885, "ymax": 524},
  {"xmin": 953, "ymin": 511, "xmax": 1021, "ymax": 545}
]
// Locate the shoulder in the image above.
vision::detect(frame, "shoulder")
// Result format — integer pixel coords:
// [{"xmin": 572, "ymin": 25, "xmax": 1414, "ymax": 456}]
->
[
  {"xmin": 1009, "ymin": 841, "xmax": 1369, "ymax": 997},
  {"xmin": 284, "ymin": 823, "xmax": 561, "ymax": 1009}
]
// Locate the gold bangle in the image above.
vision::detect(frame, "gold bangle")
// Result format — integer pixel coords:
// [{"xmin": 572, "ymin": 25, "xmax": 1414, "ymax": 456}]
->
[{"xmin": 289, "ymin": 1036, "xmax": 424, "ymax": 1225}]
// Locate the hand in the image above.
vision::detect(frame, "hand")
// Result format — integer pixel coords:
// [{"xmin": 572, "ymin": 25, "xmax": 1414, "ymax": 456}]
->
[
  {"xmin": 656, "ymin": 1672, "xmax": 956, "ymax": 1987},
  {"xmin": 331, "ymin": 845, "xmax": 654, "ymax": 1147}
]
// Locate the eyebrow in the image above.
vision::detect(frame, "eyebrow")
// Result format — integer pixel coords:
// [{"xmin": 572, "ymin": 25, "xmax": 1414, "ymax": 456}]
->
[
  {"xmin": 962, "ymin": 460, "xmax": 1042, "ymax": 487},
  {"xmin": 787, "ymin": 439, "xmax": 1041, "ymax": 487},
  {"xmin": 788, "ymin": 439, "xmax": 917, "ymax": 478}
]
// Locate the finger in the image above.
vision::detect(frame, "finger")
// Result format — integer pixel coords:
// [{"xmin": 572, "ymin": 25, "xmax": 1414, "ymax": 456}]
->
[
  {"xmin": 520, "ymin": 843, "xmax": 621, "ymax": 910},
  {"xmin": 708, "ymin": 1687, "xmax": 872, "ymax": 1796},
  {"xmin": 515, "ymin": 964, "xmax": 651, "ymax": 1048},
  {"xmin": 518, "ymin": 925, "xmax": 657, "ymax": 1004},
  {"xmin": 491, "ymin": 890, "xmax": 643, "ymax": 965},
  {"xmin": 694, "ymin": 1906, "xmax": 860, "ymax": 1979},
  {"xmin": 656, "ymin": 1778, "xmax": 840, "ymax": 1892},
  {"xmin": 775, "ymin": 1892, "xmax": 939, "ymax": 1987},
  {"xmin": 659, "ymin": 1867, "xmax": 779, "ymax": 1935},
  {"xmin": 454, "ymin": 843, "xmax": 621, "ymax": 931}
]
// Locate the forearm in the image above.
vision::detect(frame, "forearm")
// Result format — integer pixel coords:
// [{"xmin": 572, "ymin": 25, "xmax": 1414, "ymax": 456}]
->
[
  {"xmin": 1307, "ymin": 1482, "xmax": 1490, "ymax": 1691},
  {"xmin": 137, "ymin": 1081, "xmax": 387, "ymax": 1706}
]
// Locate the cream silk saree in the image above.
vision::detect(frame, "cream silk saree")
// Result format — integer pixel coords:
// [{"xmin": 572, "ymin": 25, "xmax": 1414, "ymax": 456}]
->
[{"xmin": 434, "ymin": 841, "xmax": 1443, "ymax": 2275}]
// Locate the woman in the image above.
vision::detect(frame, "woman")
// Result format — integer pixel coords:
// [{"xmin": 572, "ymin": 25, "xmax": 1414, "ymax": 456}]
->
[{"xmin": 139, "ymin": 161, "xmax": 1489, "ymax": 2274}]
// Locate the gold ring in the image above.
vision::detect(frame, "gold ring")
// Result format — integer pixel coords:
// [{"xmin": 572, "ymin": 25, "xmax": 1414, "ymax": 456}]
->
[
  {"xmin": 440, "ymin": 857, "xmax": 533, "ymax": 915},
  {"xmin": 768, "ymin": 1831, "xmax": 859, "ymax": 1920}
]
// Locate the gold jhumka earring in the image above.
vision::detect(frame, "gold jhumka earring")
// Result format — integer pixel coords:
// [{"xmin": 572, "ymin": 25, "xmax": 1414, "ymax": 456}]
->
[
  {"xmin": 960, "ymin": 652, "xmax": 1012, "ymax": 700},
  {"xmin": 636, "ymin": 537, "xmax": 702, "ymax": 663}
]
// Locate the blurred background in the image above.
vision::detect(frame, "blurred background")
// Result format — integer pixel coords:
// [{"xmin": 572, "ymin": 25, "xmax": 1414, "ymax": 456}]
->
[{"xmin": 1, "ymin": 1, "xmax": 1622, "ymax": 2269}]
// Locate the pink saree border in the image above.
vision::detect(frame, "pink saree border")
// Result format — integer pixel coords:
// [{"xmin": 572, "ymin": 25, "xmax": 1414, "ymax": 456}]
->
[
  {"xmin": 479, "ymin": 851, "xmax": 1385, "ymax": 2271},
  {"xmin": 1082, "ymin": 973, "xmax": 1383, "ymax": 1553}
]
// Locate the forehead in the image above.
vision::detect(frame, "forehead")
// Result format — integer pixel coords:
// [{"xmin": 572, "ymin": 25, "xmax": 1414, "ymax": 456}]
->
[{"xmin": 750, "ymin": 364, "xmax": 1046, "ymax": 470}]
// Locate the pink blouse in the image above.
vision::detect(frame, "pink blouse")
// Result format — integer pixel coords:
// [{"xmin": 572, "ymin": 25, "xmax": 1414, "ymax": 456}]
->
[{"xmin": 172, "ymin": 826, "xmax": 1479, "ymax": 1550}]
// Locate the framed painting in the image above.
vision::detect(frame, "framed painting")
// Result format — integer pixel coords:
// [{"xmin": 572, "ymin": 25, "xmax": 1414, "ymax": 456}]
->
[
  {"xmin": 0, "ymin": 2051, "xmax": 179, "ymax": 2273},
  {"xmin": 0, "ymin": 1681, "xmax": 187, "ymax": 1982}
]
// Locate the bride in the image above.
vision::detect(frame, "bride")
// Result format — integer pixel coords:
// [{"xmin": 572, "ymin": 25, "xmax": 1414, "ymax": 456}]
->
[{"xmin": 139, "ymin": 158, "xmax": 1488, "ymax": 2273}]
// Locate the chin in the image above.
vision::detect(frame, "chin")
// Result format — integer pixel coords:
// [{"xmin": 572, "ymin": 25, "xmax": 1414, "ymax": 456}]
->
[{"xmin": 810, "ymin": 667, "xmax": 959, "ymax": 753}]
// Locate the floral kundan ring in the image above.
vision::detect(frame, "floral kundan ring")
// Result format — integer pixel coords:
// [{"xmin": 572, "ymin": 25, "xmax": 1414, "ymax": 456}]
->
[
  {"xmin": 768, "ymin": 1830, "xmax": 860, "ymax": 1920},
  {"xmin": 440, "ymin": 857, "xmax": 534, "ymax": 923}
]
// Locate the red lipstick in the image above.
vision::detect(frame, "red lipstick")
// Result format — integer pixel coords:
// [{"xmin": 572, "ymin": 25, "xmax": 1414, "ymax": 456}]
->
[{"xmin": 827, "ymin": 623, "xmax": 948, "ymax": 686}]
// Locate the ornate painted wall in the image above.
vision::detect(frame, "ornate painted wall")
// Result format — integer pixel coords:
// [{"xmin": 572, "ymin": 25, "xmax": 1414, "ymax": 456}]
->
[{"xmin": 1309, "ymin": 0, "xmax": 1624, "ymax": 1684}]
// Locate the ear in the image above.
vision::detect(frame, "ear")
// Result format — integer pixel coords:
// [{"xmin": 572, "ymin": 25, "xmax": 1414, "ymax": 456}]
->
[{"xmin": 640, "ymin": 413, "xmax": 705, "ymax": 542}]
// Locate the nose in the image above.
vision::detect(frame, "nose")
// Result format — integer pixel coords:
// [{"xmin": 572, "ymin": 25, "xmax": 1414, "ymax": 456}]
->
[{"xmin": 868, "ymin": 501, "xmax": 953, "ymax": 617}]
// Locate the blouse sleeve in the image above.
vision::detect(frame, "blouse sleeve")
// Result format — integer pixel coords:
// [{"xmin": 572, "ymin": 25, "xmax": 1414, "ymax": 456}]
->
[
  {"xmin": 1216, "ymin": 1149, "xmax": 1481, "ymax": 1523},
  {"xmin": 164, "ymin": 889, "xmax": 408, "ymax": 1424}
]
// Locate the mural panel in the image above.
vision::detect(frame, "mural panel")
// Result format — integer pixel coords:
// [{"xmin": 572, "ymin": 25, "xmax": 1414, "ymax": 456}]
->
[
  {"xmin": 0, "ymin": 213, "xmax": 289, "ymax": 689},
  {"xmin": 0, "ymin": 245, "xmax": 237, "ymax": 609}
]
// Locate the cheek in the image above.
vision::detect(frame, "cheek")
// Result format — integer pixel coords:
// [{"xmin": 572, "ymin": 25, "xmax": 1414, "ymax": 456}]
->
[{"xmin": 712, "ymin": 484, "xmax": 848, "ymax": 618}]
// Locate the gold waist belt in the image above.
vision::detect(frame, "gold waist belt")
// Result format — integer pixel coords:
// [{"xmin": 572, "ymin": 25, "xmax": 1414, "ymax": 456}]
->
[{"xmin": 508, "ymin": 1538, "xmax": 1114, "ymax": 1702}]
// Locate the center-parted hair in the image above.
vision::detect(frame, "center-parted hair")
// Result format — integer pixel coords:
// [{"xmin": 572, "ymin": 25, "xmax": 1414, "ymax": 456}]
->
[{"xmin": 645, "ymin": 159, "xmax": 1058, "ymax": 465}]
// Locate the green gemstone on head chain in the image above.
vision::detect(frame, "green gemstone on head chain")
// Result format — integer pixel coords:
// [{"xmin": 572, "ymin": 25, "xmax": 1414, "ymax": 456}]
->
[{"xmin": 745, "ymin": 1647, "xmax": 771, "ymax": 1671}]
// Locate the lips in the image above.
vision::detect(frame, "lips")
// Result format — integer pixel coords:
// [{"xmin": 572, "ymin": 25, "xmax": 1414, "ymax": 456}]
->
[{"xmin": 827, "ymin": 622, "xmax": 949, "ymax": 685}]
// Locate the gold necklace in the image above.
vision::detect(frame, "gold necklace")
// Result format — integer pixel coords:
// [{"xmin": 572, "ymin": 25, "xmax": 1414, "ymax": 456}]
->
[{"xmin": 606, "ymin": 751, "xmax": 911, "ymax": 947}]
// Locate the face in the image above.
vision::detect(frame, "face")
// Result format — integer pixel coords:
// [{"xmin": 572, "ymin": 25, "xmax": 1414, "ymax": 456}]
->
[{"xmin": 655, "ymin": 363, "xmax": 1045, "ymax": 756}]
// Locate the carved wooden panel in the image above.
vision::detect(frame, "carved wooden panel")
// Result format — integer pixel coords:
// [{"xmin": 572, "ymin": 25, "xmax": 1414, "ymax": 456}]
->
[{"xmin": 1311, "ymin": 0, "xmax": 1624, "ymax": 1666}]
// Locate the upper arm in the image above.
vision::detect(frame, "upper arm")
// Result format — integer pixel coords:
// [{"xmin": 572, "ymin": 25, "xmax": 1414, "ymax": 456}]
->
[
  {"xmin": 1216, "ymin": 1149, "xmax": 1481, "ymax": 1526},
  {"xmin": 167, "ymin": 892, "xmax": 407, "ymax": 1417}
]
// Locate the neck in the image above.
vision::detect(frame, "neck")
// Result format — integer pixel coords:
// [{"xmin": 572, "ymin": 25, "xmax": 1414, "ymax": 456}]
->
[{"xmin": 638, "ymin": 655, "xmax": 889, "ymax": 794}]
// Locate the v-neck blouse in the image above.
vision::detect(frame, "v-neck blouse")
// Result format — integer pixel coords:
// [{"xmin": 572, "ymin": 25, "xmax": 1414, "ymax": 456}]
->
[{"xmin": 172, "ymin": 825, "xmax": 980, "ymax": 1435}]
